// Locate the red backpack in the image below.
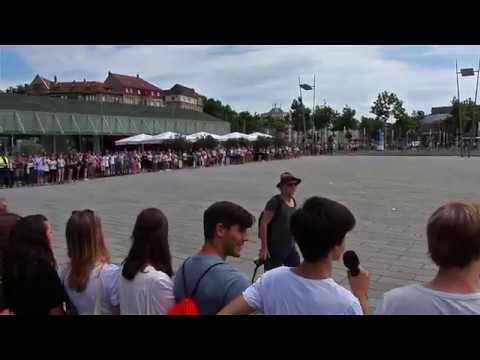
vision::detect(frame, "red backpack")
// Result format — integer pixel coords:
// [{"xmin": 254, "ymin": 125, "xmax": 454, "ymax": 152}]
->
[{"xmin": 168, "ymin": 258, "xmax": 224, "ymax": 315}]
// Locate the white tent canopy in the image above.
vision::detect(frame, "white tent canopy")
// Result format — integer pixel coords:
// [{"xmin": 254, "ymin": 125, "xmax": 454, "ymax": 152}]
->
[
  {"xmin": 247, "ymin": 132, "xmax": 273, "ymax": 141},
  {"xmin": 115, "ymin": 133, "xmax": 153, "ymax": 146},
  {"xmin": 186, "ymin": 131, "xmax": 222, "ymax": 141},
  {"xmin": 143, "ymin": 131, "xmax": 183, "ymax": 144},
  {"xmin": 218, "ymin": 132, "xmax": 251, "ymax": 141}
]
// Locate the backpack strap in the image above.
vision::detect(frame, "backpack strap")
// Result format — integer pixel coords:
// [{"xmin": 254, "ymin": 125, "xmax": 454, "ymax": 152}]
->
[
  {"xmin": 190, "ymin": 262, "xmax": 224, "ymax": 298},
  {"xmin": 182, "ymin": 257, "xmax": 224, "ymax": 298}
]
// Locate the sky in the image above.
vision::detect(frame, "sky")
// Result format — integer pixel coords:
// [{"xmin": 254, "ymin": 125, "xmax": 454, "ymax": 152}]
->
[{"xmin": 1, "ymin": 45, "xmax": 480, "ymax": 117}]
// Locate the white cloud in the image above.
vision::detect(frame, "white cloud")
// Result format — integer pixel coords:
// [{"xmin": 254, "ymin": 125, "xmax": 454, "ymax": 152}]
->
[{"xmin": 1, "ymin": 45, "xmax": 475, "ymax": 117}]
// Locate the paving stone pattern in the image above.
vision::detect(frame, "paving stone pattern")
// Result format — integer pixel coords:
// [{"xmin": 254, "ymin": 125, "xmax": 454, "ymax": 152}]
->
[{"xmin": 3, "ymin": 155, "xmax": 479, "ymax": 312}]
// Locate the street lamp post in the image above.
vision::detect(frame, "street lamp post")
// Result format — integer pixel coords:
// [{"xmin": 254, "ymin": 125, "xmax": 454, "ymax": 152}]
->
[
  {"xmin": 298, "ymin": 77, "xmax": 306, "ymax": 152},
  {"xmin": 456, "ymin": 59, "xmax": 480, "ymax": 156},
  {"xmin": 298, "ymin": 76, "xmax": 315, "ymax": 154}
]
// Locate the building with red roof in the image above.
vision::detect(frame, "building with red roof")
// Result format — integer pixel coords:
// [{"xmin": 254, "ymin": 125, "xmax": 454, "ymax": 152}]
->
[{"xmin": 104, "ymin": 72, "xmax": 163, "ymax": 107}]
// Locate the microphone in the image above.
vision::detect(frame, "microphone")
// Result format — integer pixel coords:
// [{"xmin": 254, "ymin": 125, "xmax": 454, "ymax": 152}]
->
[{"xmin": 343, "ymin": 250, "xmax": 360, "ymax": 277}]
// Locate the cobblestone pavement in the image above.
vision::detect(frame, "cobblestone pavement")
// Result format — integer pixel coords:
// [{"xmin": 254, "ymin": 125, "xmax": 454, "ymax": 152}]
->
[{"xmin": 3, "ymin": 155, "xmax": 479, "ymax": 311}]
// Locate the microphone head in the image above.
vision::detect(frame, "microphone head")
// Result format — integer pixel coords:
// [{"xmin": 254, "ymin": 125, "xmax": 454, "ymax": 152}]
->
[{"xmin": 343, "ymin": 250, "xmax": 360, "ymax": 275}]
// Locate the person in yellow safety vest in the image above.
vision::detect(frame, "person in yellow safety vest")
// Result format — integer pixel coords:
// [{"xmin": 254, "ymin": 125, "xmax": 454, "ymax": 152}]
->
[
  {"xmin": 7, "ymin": 154, "xmax": 15, "ymax": 188},
  {"xmin": 0, "ymin": 153, "xmax": 10, "ymax": 188}
]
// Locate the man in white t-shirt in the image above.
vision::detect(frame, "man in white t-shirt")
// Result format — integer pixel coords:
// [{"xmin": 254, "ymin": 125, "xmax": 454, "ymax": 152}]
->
[
  {"xmin": 219, "ymin": 196, "xmax": 370, "ymax": 315},
  {"xmin": 375, "ymin": 202, "xmax": 480, "ymax": 315}
]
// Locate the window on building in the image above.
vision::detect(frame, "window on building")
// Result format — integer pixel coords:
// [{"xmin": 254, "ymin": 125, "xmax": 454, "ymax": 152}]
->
[
  {"xmin": 157, "ymin": 92, "xmax": 160, "ymax": 96},
  {"xmin": 138, "ymin": 89, "xmax": 141, "ymax": 95}
]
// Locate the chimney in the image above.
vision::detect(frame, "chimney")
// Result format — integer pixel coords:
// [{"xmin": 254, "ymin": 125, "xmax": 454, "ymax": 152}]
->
[
  {"xmin": 136, "ymin": 74, "xmax": 139, "ymax": 78},
  {"xmin": 108, "ymin": 71, "xmax": 111, "ymax": 76},
  {"xmin": 84, "ymin": 79, "xmax": 86, "ymax": 83},
  {"xmin": 54, "ymin": 75, "xmax": 57, "ymax": 83}
]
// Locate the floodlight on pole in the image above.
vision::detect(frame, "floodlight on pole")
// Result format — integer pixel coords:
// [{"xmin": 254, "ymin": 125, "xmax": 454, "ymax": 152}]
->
[
  {"xmin": 460, "ymin": 68, "xmax": 475, "ymax": 77},
  {"xmin": 455, "ymin": 60, "xmax": 480, "ymax": 146},
  {"xmin": 298, "ymin": 78, "xmax": 316, "ymax": 148},
  {"xmin": 456, "ymin": 59, "xmax": 480, "ymax": 155},
  {"xmin": 298, "ymin": 76, "xmax": 306, "ymax": 151}
]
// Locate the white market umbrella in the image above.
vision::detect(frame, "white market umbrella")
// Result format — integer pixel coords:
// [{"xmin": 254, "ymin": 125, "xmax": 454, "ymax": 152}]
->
[
  {"xmin": 218, "ymin": 132, "xmax": 251, "ymax": 141},
  {"xmin": 115, "ymin": 133, "xmax": 153, "ymax": 146},
  {"xmin": 186, "ymin": 131, "xmax": 222, "ymax": 142},
  {"xmin": 143, "ymin": 131, "xmax": 183, "ymax": 144},
  {"xmin": 247, "ymin": 132, "xmax": 273, "ymax": 141}
]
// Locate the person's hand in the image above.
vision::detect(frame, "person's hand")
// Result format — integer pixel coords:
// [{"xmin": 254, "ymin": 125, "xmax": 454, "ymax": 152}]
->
[
  {"xmin": 259, "ymin": 247, "xmax": 270, "ymax": 262},
  {"xmin": 348, "ymin": 267, "xmax": 370, "ymax": 301}
]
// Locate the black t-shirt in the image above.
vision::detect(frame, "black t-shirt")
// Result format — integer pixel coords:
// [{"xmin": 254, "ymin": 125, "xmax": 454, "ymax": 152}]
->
[
  {"xmin": 265, "ymin": 195, "xmax": 297, "ymax": 258},
  {"xmin": 4, "ymin": 259, "xmax": 66, "ymax": 315}
]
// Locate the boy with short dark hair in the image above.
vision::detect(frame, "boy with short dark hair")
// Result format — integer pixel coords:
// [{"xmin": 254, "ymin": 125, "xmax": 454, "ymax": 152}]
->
[
  {"xmin": 173, "ymin": 201, "xmax": 254, "ymax": 315},
  {"xmin": 219, "ymin": 196, "xmax": 370, "ymax": 315}
]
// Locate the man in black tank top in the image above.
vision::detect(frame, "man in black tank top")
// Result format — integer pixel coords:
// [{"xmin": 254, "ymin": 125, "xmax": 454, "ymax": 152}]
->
[{"xmin": 259, "ymin": 172, "xmax": 301, "ymax": 271}]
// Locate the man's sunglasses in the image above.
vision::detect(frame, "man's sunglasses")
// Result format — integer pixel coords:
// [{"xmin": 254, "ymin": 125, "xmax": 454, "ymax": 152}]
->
[{"xmin": 286, "ymin": 182, "xmax": 298, "ymax": 187}]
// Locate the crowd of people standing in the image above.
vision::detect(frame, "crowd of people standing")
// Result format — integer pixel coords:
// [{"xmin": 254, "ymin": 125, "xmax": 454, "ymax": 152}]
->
[{"xmin": 0, "ymin": 145, "xmax": 302, "ymax": 189}]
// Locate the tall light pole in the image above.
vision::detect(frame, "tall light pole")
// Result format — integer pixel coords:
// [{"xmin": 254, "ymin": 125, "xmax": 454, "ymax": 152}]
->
[
  {"xmin": 299, "ymin": 77, "xmax": 314, "ymax": 153},
  {"xmin": 298, "ymin": 77, "xmax": 306, "ymax": 151},
  {"xmin": 456, "ymin": 59, "xmax": 480, "ymax": 155},
  {"xmin": 474, "ymin": 59, "xmax": 480, "ymax": 142},
  {"xmin": 313, "ymin": 75, "xmax": 316, "ymax": 145}
]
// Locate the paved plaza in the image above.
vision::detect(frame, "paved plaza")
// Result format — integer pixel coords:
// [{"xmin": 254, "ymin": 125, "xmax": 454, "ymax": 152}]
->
[{"xmin": 3, "ymin": 155, "xmax": 480, "ymax": 310}]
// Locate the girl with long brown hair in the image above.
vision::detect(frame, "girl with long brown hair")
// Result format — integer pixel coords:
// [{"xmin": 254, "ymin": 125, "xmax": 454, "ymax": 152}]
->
[
  {"xmin": 61, "ymin": 209, "xmax": 119, "ymax": 315},
  {"xmin": 3, "ymin": 214, "xmax": 66, "ymax": 315},
  {"xmin": 119, "ymin": 208, "xmax": 174, "ymax": 315}
]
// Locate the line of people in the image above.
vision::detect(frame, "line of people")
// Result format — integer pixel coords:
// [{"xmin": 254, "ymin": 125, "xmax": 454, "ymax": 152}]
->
[
  {"xmin": 0, "ymin": 145, "xmax": 302, "ymax": 189},
  {"xmin": 2, "ymin": 172, "xmax": 479, "ymax": 315}
]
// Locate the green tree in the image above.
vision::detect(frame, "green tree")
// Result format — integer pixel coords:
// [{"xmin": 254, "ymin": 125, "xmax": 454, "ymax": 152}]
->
[
  {"xmin": 312, "ymin": 105, "xmax": 338, "ymax": 130},
  {"xmin": 332, "ymin": 105, "xmax": 359, "ymax": 131},
  {"xmin": 6, "ymin": 84, "xmax": 28, "ymax": 95},
  {"xmin": 450, "ymin": 97, "xmax": 479, "ymax": 135},
  {"xmin": 238, "ymin": 111, "xmax": 253, "ymax": 133},
  {"xmin": 393, "ymin": 111, "xmax": 419, "ymax": 139},
  {"xmin": 290, "ymin": 98, "xmax": 304, "ymax": 132},
  {"xmin": 359, "ymin": 116, "xmax": 383, "ymax": 139},
  {"xmin": 203, "ymin": 98, "xmax": 239, "ymax": 131},
  {"xmin": 371, "ymin": 91, "xmax": 405, "ymax": 124},
  {"xmin": 263, "ymin": 115, "xmax": 288, "ymax": 136},
  {"xmin": 290, "ymin": 97, "xmax": 312, "ymax": 132},
  {"xmin": 203, "ymin": 98, "xmax": 225, "ymax": 119}
]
